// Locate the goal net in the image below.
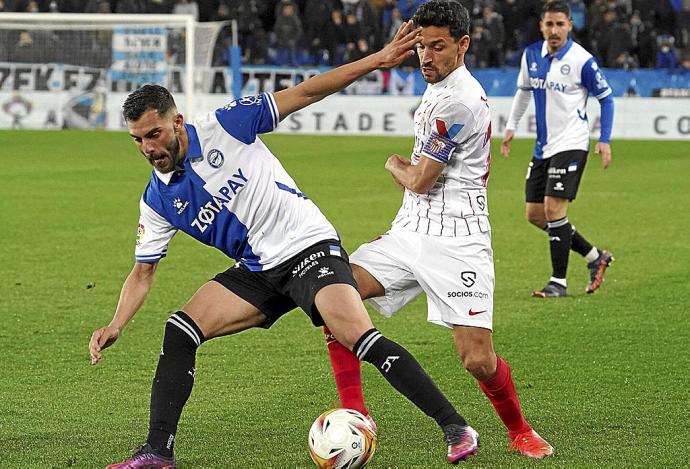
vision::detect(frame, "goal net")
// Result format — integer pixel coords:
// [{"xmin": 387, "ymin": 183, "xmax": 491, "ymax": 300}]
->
[{"xmin": 0, "ymin": 13, "xmax": 229, "ymax": 129}]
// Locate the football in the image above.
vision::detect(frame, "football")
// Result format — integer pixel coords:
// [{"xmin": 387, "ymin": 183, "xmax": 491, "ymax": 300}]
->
[{"xmin": 308, "ymin": 408, "xmax": 377, "ymax": 468}]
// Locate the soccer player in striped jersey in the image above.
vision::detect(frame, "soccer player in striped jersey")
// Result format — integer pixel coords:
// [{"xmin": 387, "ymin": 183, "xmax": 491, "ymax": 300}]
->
[
  {"xmin": 501, "ymin": 1, "xmax": 615, "ymax": 297},
  {"xmin": 324, "ymin": 0, "xmax": 554, "ymax": 461},
  {"xmin": 89, "ymin": 23, "xmax": 477, "ymax": 468}
]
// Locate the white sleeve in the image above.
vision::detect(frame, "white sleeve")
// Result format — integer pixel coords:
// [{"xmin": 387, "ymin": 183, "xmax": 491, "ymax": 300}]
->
[
  {"xmin": 420, "ymin": 99, "xmax": 477, "ymax": 164},
  {"xmin": 505, "ymin": 88, "xmax": 532, "ymax": 131},
  {"xmin": 516, "ymin": 52, "xmax": 531, "ymax": 90},
  {"xmin": 135, "ymin": 198, "xmax": 177, "ymax": 263}
]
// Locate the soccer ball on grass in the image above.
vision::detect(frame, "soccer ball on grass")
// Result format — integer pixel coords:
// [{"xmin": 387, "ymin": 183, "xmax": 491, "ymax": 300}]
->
[{"xmin": 308, "ymin": 408, "xmax": 377, "ymax": 468}]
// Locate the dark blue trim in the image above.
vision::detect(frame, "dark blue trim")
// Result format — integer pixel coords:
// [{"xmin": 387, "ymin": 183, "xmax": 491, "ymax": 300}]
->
[
  {"xmin": 598, "ymin": 95, "xmax": 614, "ymax": 143},
  {"xmin": 275, "ymin": 181, "xmax": 309, "ymax": 199},
  {"xmin": 552, "ymin": 38, "xmax": 574, "ymax": 59},
  {"xmin": 184, "ymin": 124, "xmax": 203, "ymax": 159}
]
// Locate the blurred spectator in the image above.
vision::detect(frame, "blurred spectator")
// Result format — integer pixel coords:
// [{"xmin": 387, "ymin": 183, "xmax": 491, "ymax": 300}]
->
[
  {"xmin": 656, "ymin": 33, "xmax": 679, "ymax": 68},
  {"xmin": 195, "ymin": 0, "xmax": 215, "ymax": 22},
  {"xmin": 272, "ymin": 0, "xmax": 304, "ymax": 65},
  {"xmin": 1, "ymin": 0, "xmax": 687, "ymax": 72},
  {"xmin": 223, "ymin": 0, "xmax": 269, "ymax": 65},
  {"xmin": 115, "ymin": 0, "xmax": 146, "ymax": 13},
  {"xmin": 303, "ymin": 0, "xmax": 337, "ymax": 65},
  {"xmin": 498, "ymin": 0, "xmax": 520, "ymax": 54},
  {"xmin": 467, "ymin": 20, "xmax": 492, "ymax": 69},
  {"xmin": 481, "ymin": 4, "xmax": 504, "ymax": 67},
  {"xmin": 324, "ymin": 9, "xmax": 347, "ymax": 65},
  {"xmin": 598, "ymin": 9, "xmax": 634, "ymax": 67},
  {"xmin": 343, "ymin": 10, "xmax": 369, "ymax": 62},
  {"xmin": 343, "ymin": 0, "xmax": 379, "ymax": 49},
  {"xmin": 172, "ymin": 0, "xmax": 199, "ymax": 21},
  {"xmin": 383, "ymin": 6, "xmax": 404, "ymax": 42},
  {"xmin": 613, "ymin": 51, "xmax": 640, "ymax": 69}
]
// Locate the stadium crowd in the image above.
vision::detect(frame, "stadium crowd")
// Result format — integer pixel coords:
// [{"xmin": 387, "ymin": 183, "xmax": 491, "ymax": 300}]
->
[{"xmin": 0, "ymin": 0, "xmax": 688, "ymax": 70}]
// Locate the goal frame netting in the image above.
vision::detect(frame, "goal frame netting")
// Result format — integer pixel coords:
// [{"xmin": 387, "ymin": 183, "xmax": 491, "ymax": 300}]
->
[{"xmin": 0, "ymin": 12, "xmax": 227, "ymax": 120}]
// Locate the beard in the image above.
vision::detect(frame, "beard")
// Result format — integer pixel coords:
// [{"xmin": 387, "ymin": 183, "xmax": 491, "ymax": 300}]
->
[{"xmin": 147, "ymin": 136, "xmax": 182, "ymax": 173}]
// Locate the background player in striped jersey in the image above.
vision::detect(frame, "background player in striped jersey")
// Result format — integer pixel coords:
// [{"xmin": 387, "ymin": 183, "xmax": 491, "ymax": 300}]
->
[
  {"xmin": 89, "ymin": 23, "xmax": 480, "ymax": 468},
  {"xmin": 324, "ymin": 0, "xmax": 554, "ymax": 460},
  {"xmin": 500, "ymin": 1, "xmax": 615, "ymax": 298}
]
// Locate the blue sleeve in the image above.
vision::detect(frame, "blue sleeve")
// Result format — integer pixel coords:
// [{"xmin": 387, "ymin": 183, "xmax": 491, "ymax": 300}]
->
[
  {"xmin": 581, "ymin": 57, "xmax": 612, "ymax": 99},
  {"xmin": 213, "ymin": 92, "xmax": 279, "ymax": 145},
  {"xmin": 598, "ymin": 95, "xmax": 614, "ymax": 143}
]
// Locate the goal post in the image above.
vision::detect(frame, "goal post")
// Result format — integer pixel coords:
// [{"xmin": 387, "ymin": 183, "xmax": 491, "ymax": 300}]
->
[{"xmin": 0, "ymin": 12, "xmax": 230, "ymax": 126}]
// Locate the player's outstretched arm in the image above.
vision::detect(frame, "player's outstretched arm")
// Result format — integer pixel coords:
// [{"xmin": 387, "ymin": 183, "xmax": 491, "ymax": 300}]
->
[
  {"xmin": 89, "ymin": 261, "xmax": 158, "ymax": 364},
  {"xmin": 273, "ymin": 21, "xmax": 420, "ymax": 119}
]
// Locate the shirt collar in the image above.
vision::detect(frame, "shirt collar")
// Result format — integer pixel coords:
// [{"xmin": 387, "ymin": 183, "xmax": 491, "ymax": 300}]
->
[
  {"xmin": 152, "ymin": 123, "xmax": 201, "ymax": 185},
  {"xmin": 542, "ymin": 38, "xmax": 573, "ymax": 60}
]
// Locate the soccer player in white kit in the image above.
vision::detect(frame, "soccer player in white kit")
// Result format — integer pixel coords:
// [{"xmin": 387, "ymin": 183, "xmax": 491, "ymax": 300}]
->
[
  {"xmin": 324, "ymin": 0, "xmax": 554, "ymax": 460},
  {"xmin": 89, "ymin": 23, "xmax": 480, "ymax": 467},
  {"xmin": 501, "ymin": 1, "xmax": 615, "ymax": 297}
]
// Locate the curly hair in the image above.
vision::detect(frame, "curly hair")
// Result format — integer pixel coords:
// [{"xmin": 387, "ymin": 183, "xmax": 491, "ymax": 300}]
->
[
  {"xmin": 411, "ymin": 0, "xmax": 470, "ymax": 40},
  {"xmin": 122, "ymin": 84, "xmax": 177, "ymax": 122}
]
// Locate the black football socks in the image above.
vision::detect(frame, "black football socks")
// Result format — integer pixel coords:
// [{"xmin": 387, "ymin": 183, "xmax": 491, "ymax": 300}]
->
[
  {"xmin": 354, "ymin": 328, "xmax": 466, "ymax": 429},
  {"xmin": 570, "ymin": 224, "xmax": 595, "ymax": 258},
  {"xmin": 547, "ymin": 217, "xmax": 572, "ymax": 284},
  {"xmin": 147, "ymin": 311, "xmax": 205, "ymax": 458}
]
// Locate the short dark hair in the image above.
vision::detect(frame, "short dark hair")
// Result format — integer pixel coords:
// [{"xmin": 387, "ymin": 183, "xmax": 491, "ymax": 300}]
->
[
  {"xmin": 542, "ymin": 1, "xmax": 571, "ymax": 19},
  {"xmin": 122, "ymin": 84, "xmax": 177, "ymax": 122},
  {"xmin": 412, "ymin": 0, "xmax": 470, "ymax": 40}
]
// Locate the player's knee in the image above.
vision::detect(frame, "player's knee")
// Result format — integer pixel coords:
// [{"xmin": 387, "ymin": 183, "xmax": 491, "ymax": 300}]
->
[
  {"xmin": 526, "ymin": 210, "xmax": 545, "ymax": 227},
  {"xmin": 329, "ymin": 325, "xmax": 368, "ymax": 351},
  {"xmin": 460, "ymin": 352, "xmax": 494, "ymax": 381}
]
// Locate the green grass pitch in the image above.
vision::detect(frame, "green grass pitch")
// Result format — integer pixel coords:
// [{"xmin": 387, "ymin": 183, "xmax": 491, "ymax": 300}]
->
[{"xmin": 0, "ymin": 130, "xmax": 688, "ymax": 468}]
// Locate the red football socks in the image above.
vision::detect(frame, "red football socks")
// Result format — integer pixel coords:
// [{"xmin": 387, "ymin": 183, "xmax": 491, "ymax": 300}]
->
[
  {"xmin": 478, "ymin": 355, "xmax": 532, "ymax": 439},
  {"xmin": 323, "ymin": 326, "xmax": 368, "ymax": 416}
]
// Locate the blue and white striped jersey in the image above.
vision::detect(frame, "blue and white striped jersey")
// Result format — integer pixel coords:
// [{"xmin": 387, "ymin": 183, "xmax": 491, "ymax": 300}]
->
[
  {"xmin": 134, "ymin": 93, "xmax": 338, "ymax": 271},
  {"xmin": 511, "ymin": 39, "xmax": 612, "ymax": 159}
]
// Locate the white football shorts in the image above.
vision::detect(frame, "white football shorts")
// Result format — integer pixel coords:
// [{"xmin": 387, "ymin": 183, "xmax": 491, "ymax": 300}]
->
[{"xmin": 350, "ymin": 227, "xmax": 494, "ymax": 330}]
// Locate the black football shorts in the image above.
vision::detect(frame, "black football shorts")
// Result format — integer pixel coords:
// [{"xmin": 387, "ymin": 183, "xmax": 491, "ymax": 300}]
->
[
  {"xmin": 212, "ymin": 239, "xmax": 357, "ymax": 328},
  {"xmin": 525, "ymin": 149, "xmax": 588, "ymax": 202}
]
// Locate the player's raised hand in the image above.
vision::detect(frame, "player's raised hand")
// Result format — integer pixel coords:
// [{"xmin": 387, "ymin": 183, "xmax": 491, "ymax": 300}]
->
[
  {"xmin": 374, "ymin": 21, "xmax": 421, "ymax": 69},
  {"xmin": 89, "ymin": 325, "xmax": 120, "ymax": 365},
  {"xmin": 595, "ymin": 142, "xmax": 612, "ymax": 169},
  {"xmin": 500, "ymin": 130, "xmax": 514, "ymax": 157}
]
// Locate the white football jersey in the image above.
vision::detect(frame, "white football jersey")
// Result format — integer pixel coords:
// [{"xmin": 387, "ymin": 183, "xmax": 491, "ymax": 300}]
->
[
  {"xmin": 513, "ymin": 39, "xmax": 612, "ymax": 159},
  {"xmin": 135, "ymin": 93, "xmax": 338, "ymax": 271},
  {"xmin": 392, "ymin": 65, "xmax": 492, "ymax": 237}
]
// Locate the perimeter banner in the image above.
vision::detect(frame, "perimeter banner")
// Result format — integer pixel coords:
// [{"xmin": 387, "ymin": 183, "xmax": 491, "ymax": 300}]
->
[{"xmin": 0, "ymin": 91, "xmax": 688, "ymax": 140}]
